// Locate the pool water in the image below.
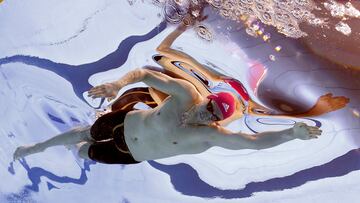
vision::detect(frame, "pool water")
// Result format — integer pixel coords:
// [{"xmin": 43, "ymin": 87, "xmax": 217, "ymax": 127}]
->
[{"xmin": 0, "ymin": 1, "xmax": 359, "ymax": 202}]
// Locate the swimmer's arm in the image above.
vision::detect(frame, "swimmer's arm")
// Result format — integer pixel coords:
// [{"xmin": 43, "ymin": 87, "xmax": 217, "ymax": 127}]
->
[
  {"xmin": 206, "ymin": 126, "xmax": 295, "ymax": 150},
  {"xmin": 156, "ymin": 23, "xmax": 187, "ymax": 51},
  {"xmin": 201, "ymin": 123, "xmax": 321, "ymax": 150},
  {"xmin": 156, "ymin": 24, "xmax": 227, "ymax": 81},
  {"xmin": 114, "ymin": 68, "xmax": 197, "ymax": 98}
]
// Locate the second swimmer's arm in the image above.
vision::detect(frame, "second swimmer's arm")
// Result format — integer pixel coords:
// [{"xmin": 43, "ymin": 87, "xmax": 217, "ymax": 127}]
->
[
  {"xmin": 156, "ymin": 23, "xmax": 187, "ymax": 51},
  {"xmin": 157, "ymin": 24, "xmax": 227, "ymax": 81}
]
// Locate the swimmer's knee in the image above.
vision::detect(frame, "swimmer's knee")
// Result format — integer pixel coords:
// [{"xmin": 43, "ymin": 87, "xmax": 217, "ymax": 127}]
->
[
  {"xmin": 70, "ymin": 125, "xmax": 91, "ymax": 134},
  {"xmin": 80, "ymin": 127, "xmax": 94, "ymax": 142},
  {"xmin": 78, "ymin": 143, "xmax": 91, "ymax": 160}
]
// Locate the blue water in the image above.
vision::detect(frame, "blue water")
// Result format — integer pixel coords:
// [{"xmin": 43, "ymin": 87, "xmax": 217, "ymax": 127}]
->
[{"xmin": 1, "ymin": 1, "xmax": 360, "ymax": 202}]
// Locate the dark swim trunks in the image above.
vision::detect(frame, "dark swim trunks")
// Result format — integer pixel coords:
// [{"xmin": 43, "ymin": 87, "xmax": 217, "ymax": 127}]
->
[
  {"xmin": 89, "ymin": 87, "xmax": 158, "ymax": 164},
  {"xmin": 88, "ymin": 109, "xmax": 140, "ymax": 164},
  {"xmin": 111, "ymin": 87, "xmax": 158, "ymax": 112}
]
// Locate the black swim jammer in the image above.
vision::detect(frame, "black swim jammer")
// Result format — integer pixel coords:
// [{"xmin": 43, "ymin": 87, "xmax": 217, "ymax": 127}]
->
[
  {"xmin": 89, "ymin": 87, "xmax": 159, "ymax": 164},
  {"xmin": 88, "ymin": 109, "xmax": 139, "ymax": 164}
]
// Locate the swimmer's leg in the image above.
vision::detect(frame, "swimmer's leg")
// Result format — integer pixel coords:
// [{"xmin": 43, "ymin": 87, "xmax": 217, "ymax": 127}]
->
[
  {"xmin": 13, "ymin": 126, "xmax": 92, "ymax": 160},
  {"xmin": 77, "ymin": 142, "xmax": 91, "ymax": 160}
]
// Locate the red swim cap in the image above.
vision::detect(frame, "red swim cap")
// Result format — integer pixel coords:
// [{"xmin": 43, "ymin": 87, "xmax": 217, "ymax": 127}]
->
[{"xmin": 207, "ymin": 92, "xmax": 235, "ymax": 120}]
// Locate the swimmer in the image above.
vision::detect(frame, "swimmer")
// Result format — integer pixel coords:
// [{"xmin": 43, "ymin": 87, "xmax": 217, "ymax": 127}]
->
[{"xmin": 13, "ymin": 67, "xmax": 322, "ymax": 164}]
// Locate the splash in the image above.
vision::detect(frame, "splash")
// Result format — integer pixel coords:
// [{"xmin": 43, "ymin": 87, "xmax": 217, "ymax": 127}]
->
[
  {"xmin": 323, "ymin": 0, "xmax": 360, "ymax": 36},
  {"xmin": 323, "ymin": 0, "xmax": 360, "ymax": 18},
  {"xmin": 144, "ymin": 0, "xmax": 360, "ymax": 40},
  {"xmin": 144, "ymin": 0, "xmax": 328, "ymax": 38},
  {"xmin": 206, "ymin": 0, "xmax": 325, "ymax": 38},
  {"xmin": 335, "ymin": 21, "xmax": 352, "ymax": 36}
]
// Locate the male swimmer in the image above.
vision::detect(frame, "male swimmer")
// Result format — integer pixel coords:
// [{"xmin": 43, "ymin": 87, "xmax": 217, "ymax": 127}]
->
[
  {"xmin": 13, "ymin": 66, "xmax": 322, "ymax": 164},
  {"xmin": 14, "ymin": 8, "xmax": 345, "ymax": 164}
]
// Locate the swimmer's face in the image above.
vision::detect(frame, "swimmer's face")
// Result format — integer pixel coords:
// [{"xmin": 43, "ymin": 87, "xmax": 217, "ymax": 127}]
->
[{"xmin": 206, "ymin": 99, "xmax": 223, "ymax": 121}]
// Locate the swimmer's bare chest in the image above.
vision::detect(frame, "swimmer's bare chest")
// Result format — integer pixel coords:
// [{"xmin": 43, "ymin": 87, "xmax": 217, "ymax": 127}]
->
[{"xmin": 123, "ymin": 97, "xmax": 211, "ymax": 161}]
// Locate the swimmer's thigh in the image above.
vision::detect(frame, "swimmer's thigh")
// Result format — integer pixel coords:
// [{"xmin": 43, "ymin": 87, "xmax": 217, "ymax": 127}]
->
[
  {"xmin": 88, "ymin": 140, "xmax": 139, "ymax": 164},
  {"xmin": 90, "ymin": 110, "xmax": 127, "ymax": 141}
]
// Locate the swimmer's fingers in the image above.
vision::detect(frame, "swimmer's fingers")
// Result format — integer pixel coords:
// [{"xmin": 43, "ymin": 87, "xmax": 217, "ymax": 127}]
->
[
  {"xmin": 88, "ymin": 83, "xmax": 118, "ymax": 98},
  {"xmin": 88, "ymin": 85, "xmax": 106, "ymax": 95},
  {"xmin": 306, "ymin": 126, "xmax": 318, "ymax": 130},
  {"xmin": 293, "ymin": 123, "xmax": 322, "ymax": 140},
  {"xmin": 90, "ymin": 91, "xmax": 116, "ymax": 99},
  {"xmin": 308, "ymin": 126, "xmax": 321, "ymax": 131},
  {"xmin": 306, "ymin": 126, "xmax": 322, "ymax": 139},
  {"xmin": 88, "ymin": 88, "xmax": 104, "ymax": 96},
  {"xmin": 88, "ymin": 88, "xmax": 107, "ymax": 98},
  {"xmin": 89, "ymin": 92, "xmax": 106, "ymax": 98},
  {"xmin": 88, "ymin": 84, "xmax": 106, "ymax": 91},
  {"xmin": 309, "ymin": 134, "xmax": 319, "ymax": 139},
  {"xmin": 107, "ymin": 96, "xmax": 116, "ymax": 102},
  {"xmin": 309, "ymin": 129, "xmax": 322, "ymax": 136}
]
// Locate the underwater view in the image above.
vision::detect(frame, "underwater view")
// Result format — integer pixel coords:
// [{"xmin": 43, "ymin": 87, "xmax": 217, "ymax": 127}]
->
[{"xmin": 0, "ymin": 0, "xmax": 359, "ymax": 202}]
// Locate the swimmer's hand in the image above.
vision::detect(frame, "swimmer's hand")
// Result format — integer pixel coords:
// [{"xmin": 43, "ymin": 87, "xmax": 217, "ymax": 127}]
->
[
  {"xmin": 292, "ymin": 122, "xmax": 322, "ymax": 140},
  {"xmin": 88, "ymin": 82, "xmax": 120, "ymax": 101}
]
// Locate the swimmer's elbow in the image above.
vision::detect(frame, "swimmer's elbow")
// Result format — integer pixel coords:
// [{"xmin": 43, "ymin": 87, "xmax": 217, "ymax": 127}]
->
[
  {"xmin": 156, "ymin": 43, "xmax": 168, "ymax": 52},
  {"xmin": 233, "ymin": 133, "xmax": 261, "ymax": 150}
]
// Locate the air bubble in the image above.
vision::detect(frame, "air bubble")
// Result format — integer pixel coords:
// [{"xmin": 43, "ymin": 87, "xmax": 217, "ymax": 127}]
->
[
  {"xmin": 127, "ymin": 0, "xmax": 137, "ymax": 6},
  {"xmin": 246, "ymin": 27, "xmax": 259, "ymax": 37},
  {"xmin": 269, "ymin": 54, "xmax": 276, "ymax": 61},
  {"xmin": 196, "ymin": 24, "xmax": 213, "ymax": 41},
  {"xmin": 335, "ymin": 21, "xmax": 351, "ymax": 36},
  {"xmin": 206, "ymin": 0, "xmax": 326, "ymax": 38},
  {"xmin": 263, "ymin": 33, "xmax": 271, "ymax": 41},
  {"xmin": 352, "ymin": 109, "xmax": 360, "ymax": 118}
]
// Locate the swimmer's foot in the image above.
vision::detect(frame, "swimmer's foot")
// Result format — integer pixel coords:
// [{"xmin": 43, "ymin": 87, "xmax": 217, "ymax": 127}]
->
[{"xmin": 13, "ymin": 144, "xmax": 44, "ymax": 160}]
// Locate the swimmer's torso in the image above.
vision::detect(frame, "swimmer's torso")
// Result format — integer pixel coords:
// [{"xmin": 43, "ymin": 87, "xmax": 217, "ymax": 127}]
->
[
  {"xmin": 123, "ymin": 49, "xmax": 234, "ymax": 161},
  {"xmin": 124, "ymin": 94, "xmax": 212, "ymax": 161}
]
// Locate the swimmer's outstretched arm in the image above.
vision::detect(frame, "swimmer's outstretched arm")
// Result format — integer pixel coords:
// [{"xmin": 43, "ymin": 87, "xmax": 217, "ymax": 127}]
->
[
  {"xmin": 88, "ymin": 68, "xmax": 198, "ymax": 101},
  {"xmin": 197, "ymin": 123, "xmax": 322, "ymax": 150}
]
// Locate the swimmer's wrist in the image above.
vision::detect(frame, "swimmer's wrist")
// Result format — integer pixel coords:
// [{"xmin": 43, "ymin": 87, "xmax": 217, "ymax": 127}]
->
[
  {"xmin": 114, "ymin": 68, "xmax": 145, "ymax": 90},
  {"xmin": 112, "ymin": 81, "xmax": 124, "ymax": 91}
]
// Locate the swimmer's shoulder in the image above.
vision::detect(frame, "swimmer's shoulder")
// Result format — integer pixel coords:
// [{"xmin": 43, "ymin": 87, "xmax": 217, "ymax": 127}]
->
[
  {"xmin": 123, "ymin": 109, "xmax": 142, "ymax": 125},
  {"xmin": 125, "ymin": 109, "xmax": 152, "ymax": 122}
]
